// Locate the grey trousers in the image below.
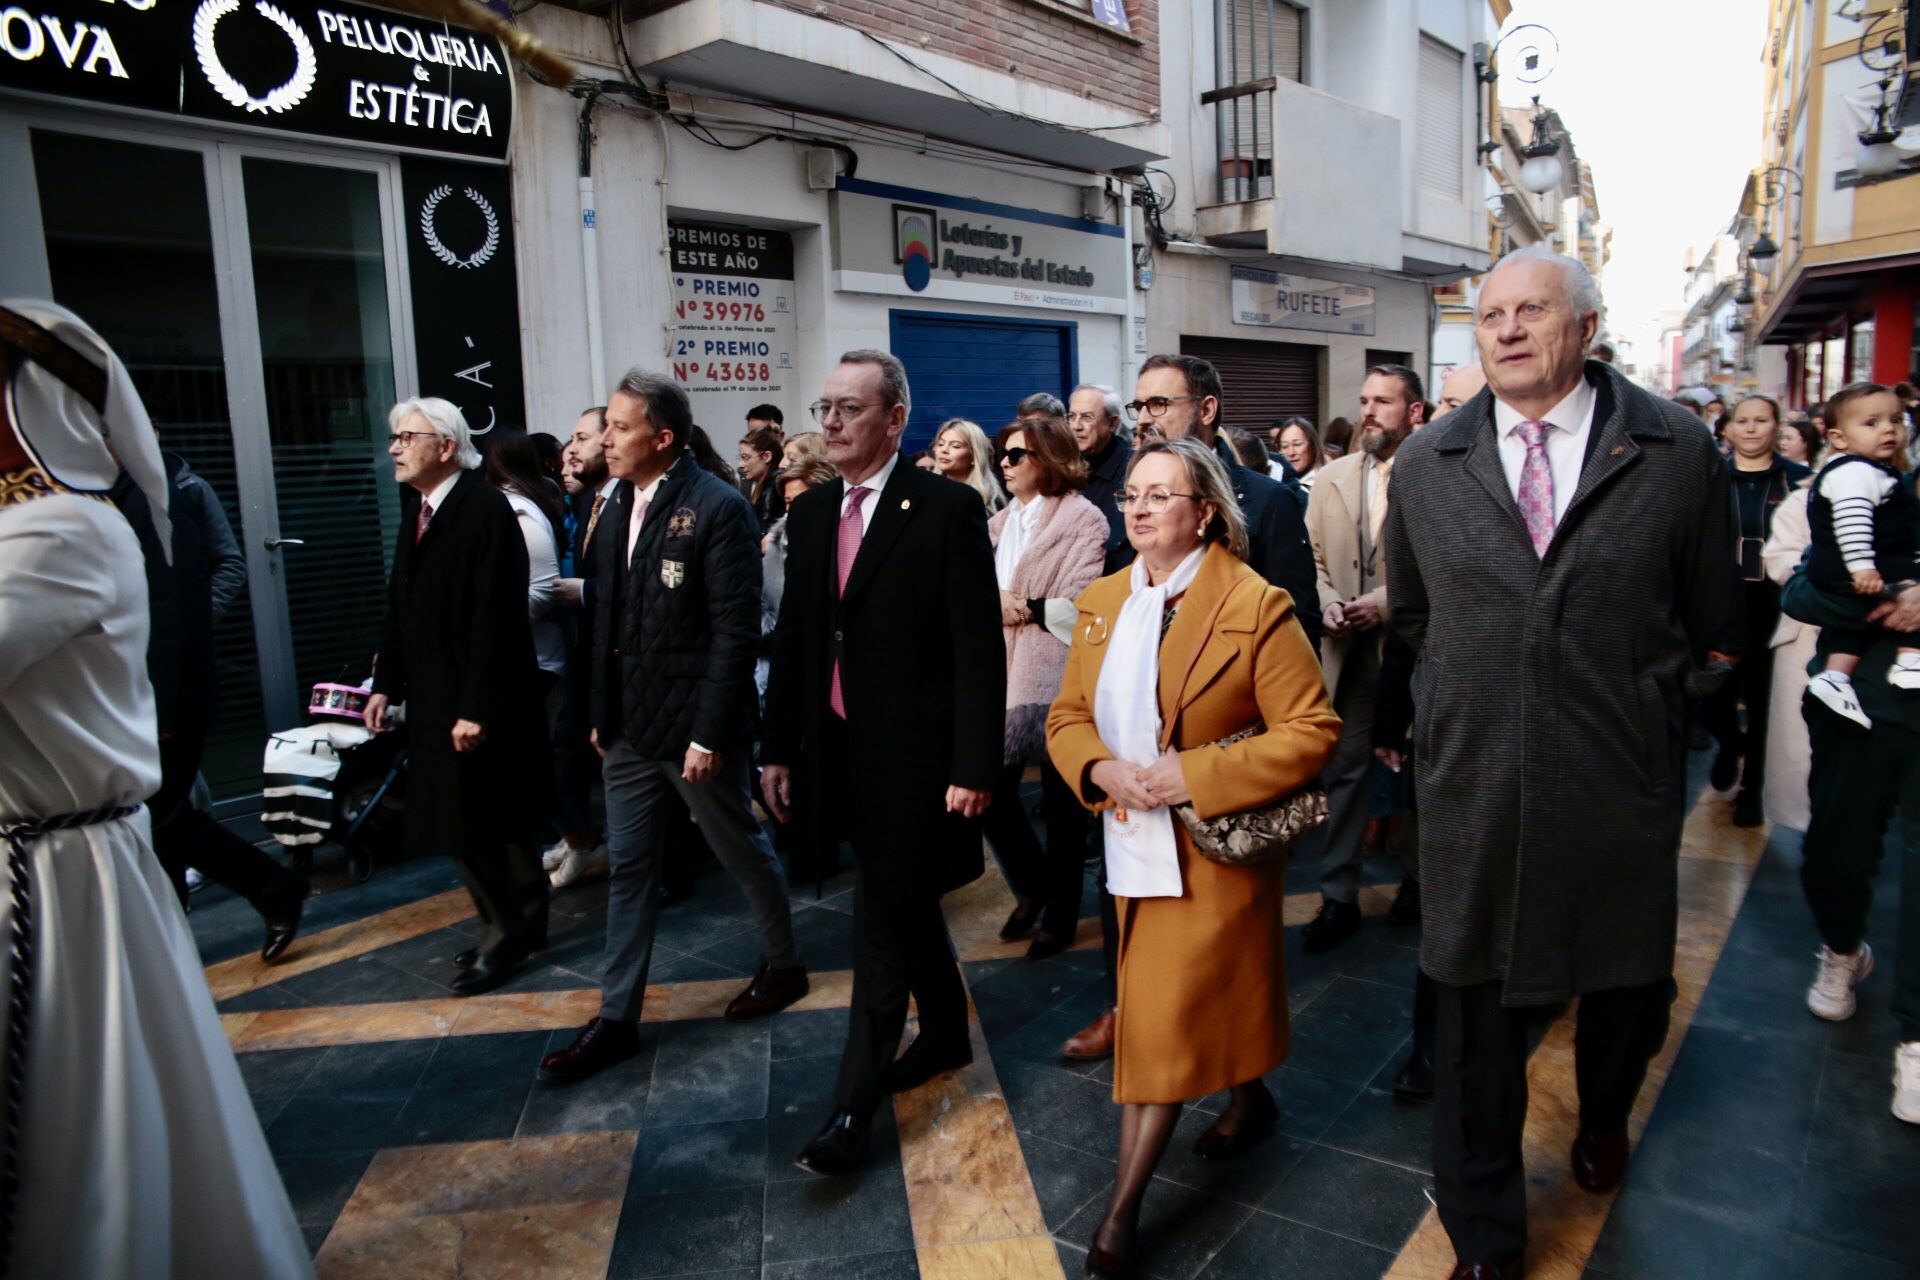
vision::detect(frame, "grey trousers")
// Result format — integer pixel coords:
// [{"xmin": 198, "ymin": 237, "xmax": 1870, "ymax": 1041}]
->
[
  {"xmin": 599, "ymin": 738, "xmax": 800, "ymax": 1022},
  {"xmin": 1319, "ymin": 639, "xmax": 1380, "ymax": 904}
]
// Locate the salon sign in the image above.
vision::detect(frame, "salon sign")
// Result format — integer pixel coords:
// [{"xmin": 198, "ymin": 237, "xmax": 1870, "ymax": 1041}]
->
[{"xmin": 0, "ymin": 0, "xmax": 514, "ymax": 162}]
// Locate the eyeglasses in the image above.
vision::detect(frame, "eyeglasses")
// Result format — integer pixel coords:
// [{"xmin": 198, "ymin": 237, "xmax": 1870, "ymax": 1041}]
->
[
  {"xmin": 387, "ymin": 430, "xmax": 441, "ymax": 449},
  {"xmin": 1124, "ymin": 395, "xmax": 1200, "ymax": 421},
  {"xmin": 1115, "ymin": 487, "xmax": 1199, "ymax": 513},
  {"xmin": 1000, "ymin": 447, "xmax": 1032, "ymax": 467},
  {"xmin": 1066, "ymin": 411, "xmax": 1105, "ymax": 426},
  {"xmin": 809, "ymin": 399, "xmax": 869, "ymax": 424}
]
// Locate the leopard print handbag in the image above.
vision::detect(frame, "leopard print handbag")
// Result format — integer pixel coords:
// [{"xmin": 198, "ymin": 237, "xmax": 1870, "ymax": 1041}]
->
[{"xmin": 1171, "ymin": 725, "xmax": 1329, "ymax": 867}]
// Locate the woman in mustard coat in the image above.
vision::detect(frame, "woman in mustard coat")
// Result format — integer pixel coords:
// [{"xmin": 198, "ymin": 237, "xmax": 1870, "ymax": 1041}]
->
[{"xmin": 1047, "ymin": 438, "xmax": 1339, "ymax": 1278}]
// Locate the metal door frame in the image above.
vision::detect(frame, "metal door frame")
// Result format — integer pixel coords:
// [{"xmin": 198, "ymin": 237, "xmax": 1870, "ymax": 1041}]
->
[{"xmin": 2, "ymin": 103, "xmax": 419, "ymax": 732}]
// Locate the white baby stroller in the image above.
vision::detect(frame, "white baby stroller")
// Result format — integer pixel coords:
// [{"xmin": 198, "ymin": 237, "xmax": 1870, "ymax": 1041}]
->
[{"xmin": 261, "ymin": 681, "xmax": 407, "ymax": 883}]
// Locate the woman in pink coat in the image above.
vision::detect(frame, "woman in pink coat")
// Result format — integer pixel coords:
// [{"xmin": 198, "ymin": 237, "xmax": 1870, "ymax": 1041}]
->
[{"xmin": 980, "ymin": 413, "xmax": 1111, "ymax": 959}]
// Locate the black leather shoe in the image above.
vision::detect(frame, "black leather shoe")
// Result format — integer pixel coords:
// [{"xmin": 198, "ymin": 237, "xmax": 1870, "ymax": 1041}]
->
[
  {"xmin": 540, "ymin": 1017, "xmax": 642, "ymax": 1084},
  {"xmin": 1449, "ymin": 1262, "xmax": 1521, "ymax": 1280},
  {"xmin": 1387, "ymin": 878, "xmax": 1422, "ymax": 928},
  {"xmin": 999, "ymin": 899, "xmax": 1042, "ymax": 942},
  {"xmin": 795, "ymin": 1110, "xmax": 870, "ymax": 1176},
  {"xmin": 1391, "ymin": 1046, "xmax": 1435, "ymax": 1100},
  {"xmin": 449, "ymin": 945, "xmax": 525, "ymax": 997},
  {"xmin": 1024, "ymin": 929, "xmax": 1073, "ymax": 961},
  {"xmin": 454, "ymin": 947, "xmax": 478, "ymax": 968},
  {"xmin": 1302, "ymin": 900, "xmax": 1362, "ymax": 953},
  {"xmin": 1194, "ymin": 1082, "xmax": 1277, "ymax": 1159},
  {"xmin": 1731, "ymin": 790, "xmax": 1765, "ymax": 828},
  {"xmin": 1571, "ymin": 1127, "xmax": 1630, "ymax": 1194},
  {"xmin": 882, "ymin": 1035, "xmax": 973, "ymax": 1093},
  {"xmin": 258, "ymin": 882, "xmax": 308, "ymax": 964},
  {"xmin": 1085, "ymin": 1245, "xmax": 1129, "ymax": 1278}
]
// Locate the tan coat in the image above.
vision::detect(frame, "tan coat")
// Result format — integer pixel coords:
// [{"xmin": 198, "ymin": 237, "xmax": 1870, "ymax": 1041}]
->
[
  {"xmin": 1047, "ymin": 543, "xmax": 1340, "ymax": 1103},
  {"xmin": 1304, "ymin": 451, "xmax": 1390, "ymax": 696}
]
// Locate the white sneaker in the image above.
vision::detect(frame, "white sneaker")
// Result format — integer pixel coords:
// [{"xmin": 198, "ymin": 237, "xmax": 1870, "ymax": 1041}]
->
[
  {"xmin": 1807, "ymin": 942, "xmax": 1874, "ymax": 1021},
  {"xmin": 1808, "ymin": 671, "xmax": 1872, "ymax": 729},
  {"xmin": 549, "ymin": 840, "xmax": 609, "ymax": 889},
  {"xmin": 1895, "ymin": 1042, "xmax": 1920, "ymax": 1124},
  {"xmin": 1890, "ymin": 655, "xmax": 1920, "ymax": 692},
  {"xmin": 540, "ymin": 838, "xmax": 572, "ymax": 873}
]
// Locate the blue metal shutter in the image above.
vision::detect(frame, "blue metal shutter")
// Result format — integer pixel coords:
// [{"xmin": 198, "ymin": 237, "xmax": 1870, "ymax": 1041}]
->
[{"xmin": 889, "ymin": 311, "xmax": 1079, "ymax": 452}]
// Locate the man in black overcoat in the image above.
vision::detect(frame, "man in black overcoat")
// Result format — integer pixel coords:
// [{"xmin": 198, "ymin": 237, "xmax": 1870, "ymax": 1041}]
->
[
  {"xmin": 1386, "ymin": 247, "xmax": 1730, "ymax": 1279},
  {"xmin": 366, "ymin": 397, "xmax": 552, "ymax": 996},
  {"xmin": 762, "ymin": 349, "xmax": 1005, "ymax": 1176}
]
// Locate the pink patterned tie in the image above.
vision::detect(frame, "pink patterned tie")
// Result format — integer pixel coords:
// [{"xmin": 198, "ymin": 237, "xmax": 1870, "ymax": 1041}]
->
[
  {"xmin": 415, "ymin": 500, "xmax": 433, "ymax": 544},
  {"xmin": 829, "ymin": 487, "xmax": 871, "ymax": 719},
  {"xmin": 1516, "ymin": 420, "xmax": 1555, "ymax": 557}
]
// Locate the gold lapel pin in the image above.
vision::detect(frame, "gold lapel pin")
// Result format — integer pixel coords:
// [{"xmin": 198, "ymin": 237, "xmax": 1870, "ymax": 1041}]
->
[
  {"xmin": 901, "ymin": 499, "xmax": 912, "ymax": 510},
  {"xmin": 1611, "ymin": 445, "xmax": 1626, "ymax": 457}
]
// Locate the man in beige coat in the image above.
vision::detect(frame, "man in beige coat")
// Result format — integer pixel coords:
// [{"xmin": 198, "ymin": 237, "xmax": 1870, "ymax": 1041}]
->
[{"xmin": 1302, "ymin": 364, "xmax": 1424, "ymax": 954}]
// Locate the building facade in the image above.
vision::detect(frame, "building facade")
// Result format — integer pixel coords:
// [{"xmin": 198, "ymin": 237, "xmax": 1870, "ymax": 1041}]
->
[
  {"xmin": 1744, "ymin": 0, "xmax": 1920, "ymax": 404},
  {"xmin": 1148, "ymin": 0, "xmax": 1500, "ymax": 431}
]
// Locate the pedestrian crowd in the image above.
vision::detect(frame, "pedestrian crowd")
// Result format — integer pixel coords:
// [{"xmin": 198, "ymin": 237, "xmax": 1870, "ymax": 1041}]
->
[{"xmin": 3, "ymin": 238, "xmax": 1920, "ymax": 1280}]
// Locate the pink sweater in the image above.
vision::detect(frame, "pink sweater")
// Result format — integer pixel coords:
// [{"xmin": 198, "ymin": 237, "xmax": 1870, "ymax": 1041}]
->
[{"xmin": 988, "ymin": 493, "xmax": 1110, "ymax": 763}]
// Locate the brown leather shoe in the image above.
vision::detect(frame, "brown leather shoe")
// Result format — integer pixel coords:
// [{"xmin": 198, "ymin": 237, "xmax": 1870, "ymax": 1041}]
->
[
  {"xmin": 539, "ymin": 1017, "xmax": 641, "ymax": 1084},
  {"xmin": 1448, "ymin": 1262, "xmax": 1521, "ymax": 1279},
  {"xmin": 1571, "ymin": 1126, "xmax": 1631, "ymax": 1194},
  {"xmin": 1061, "ymin": 1007, "xmax": 1116, "ymax": 1061},
  {"xmin": 724, "ymin": 962, "xmax": 810, "ymax": 1020}
]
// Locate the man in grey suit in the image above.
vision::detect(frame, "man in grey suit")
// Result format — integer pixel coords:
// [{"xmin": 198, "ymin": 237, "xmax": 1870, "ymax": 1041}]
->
[{"xmin": 1386, "ymin": 246, "xmax": 1730, "ymax": 1280}]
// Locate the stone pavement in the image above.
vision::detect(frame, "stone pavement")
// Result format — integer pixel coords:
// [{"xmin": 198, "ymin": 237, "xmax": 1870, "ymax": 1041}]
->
[{"xmin": 191, "ymin": 758, "xmax": 1920, "ymax": 1279}]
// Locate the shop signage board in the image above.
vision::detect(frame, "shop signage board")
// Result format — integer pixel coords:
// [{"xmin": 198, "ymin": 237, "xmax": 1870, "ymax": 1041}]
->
[
  {"xmin": 401, "ymin": 155, "xmax": 525, "ymax": 436},
  {"xmin": 669, "ymin": 220, "xmax": 797, "ymax": 443},
  {"xmin": 1230, "ymin": 265, "xmax": 1376, "ymax": 337},
  {"xmin": 831, "ymin": 176, "xmax": 1127, "ymax": 316},
  {"xmin": 0, "ymin": 0, "xmax": 513, "ymax": 162}
]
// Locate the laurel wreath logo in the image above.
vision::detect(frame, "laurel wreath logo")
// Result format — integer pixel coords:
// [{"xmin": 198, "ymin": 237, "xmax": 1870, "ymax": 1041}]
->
[
  {"xmin": 419, "ymin": 186, "xmax": 502, "ymax": 271},
  {"xmin": 193, "ymin": 0, "xmax": 318, "ymax": 116}
]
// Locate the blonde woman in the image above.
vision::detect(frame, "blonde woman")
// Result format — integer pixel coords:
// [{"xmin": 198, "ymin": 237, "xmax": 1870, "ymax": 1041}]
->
[
  {"xmin": 781, "ymin": 430, "xmax": 827, "ymax": 469},
  {"xmin": 932, "ymin": 417, "xmax": 1008, "ymax": 514}
]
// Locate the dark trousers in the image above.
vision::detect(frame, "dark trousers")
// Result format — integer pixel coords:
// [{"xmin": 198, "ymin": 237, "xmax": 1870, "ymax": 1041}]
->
[
  {"xmin": 1432, "ymin": 977, "xmax": 1672, "ymax": 1265},
  {"xmin": 1702, "ymin": 582, "xmax": 1780, "ymax": 797},
  {"xmin": 458, "ymin": 836, "xmax": 550, "ymax": 955},
  {"xmin": 150, "ymin": 727, "xmax": 303, "ymax": 914},
  {"xmin": 1801, "ymin": 700, "xmax": 1920, "ymax": 1040},
  {"xmin": 823, "ymin": 720, "xmax": 969, "ymax": 1117},
  {"xmin": 979, "ymin": 760, "xmax": 1087, "ymax": 938}
]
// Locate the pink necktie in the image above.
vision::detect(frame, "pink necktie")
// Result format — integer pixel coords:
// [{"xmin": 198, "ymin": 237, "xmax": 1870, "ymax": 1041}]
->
[
  {"xmin": 1516, "ymin": 420, "xmax": 1555, "ymax": 557},
  {"xmin": 627, "ymin": 495, "xmax": 649, "ymax": 567},
  {"xmin": 415, "ymin": 500, "xmax": 433, "ymax": 544},
  {"xmin": 829, "ymin": 487, "xmax": 871, "ymax": 719}
]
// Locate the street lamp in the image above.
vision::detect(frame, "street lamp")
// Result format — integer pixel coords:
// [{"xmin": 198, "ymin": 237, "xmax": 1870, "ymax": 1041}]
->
[
  {"xmin": 1734, "ymin": 278, "xmax": 1756, "ymax": 308},
  {"xmin": 1855, "ymin": 77, "xmax": 1905, "ymax": 178},
  {"xmin": 1517, "ymin": 96, "xmax": 1564, "ymax": 194},
  {"xmin": 1747, "ymin": 229, "xmax": 1780, "ymax": 268}
]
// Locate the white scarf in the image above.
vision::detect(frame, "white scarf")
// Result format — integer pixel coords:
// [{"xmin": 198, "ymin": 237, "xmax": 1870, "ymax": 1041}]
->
[
  {"xmin": 994, "ymin": 494, "xmax": 1049, "ymax": 589},
  {"xmin": 1092, "ymin": 545, "xmax": 1206, "ymax": 898}
]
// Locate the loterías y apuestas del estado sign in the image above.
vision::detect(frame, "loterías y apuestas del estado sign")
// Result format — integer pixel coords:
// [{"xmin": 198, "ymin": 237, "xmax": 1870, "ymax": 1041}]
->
[{"xmin": 0, "ymin": 0, "xmax": 514, "ymax": 163}]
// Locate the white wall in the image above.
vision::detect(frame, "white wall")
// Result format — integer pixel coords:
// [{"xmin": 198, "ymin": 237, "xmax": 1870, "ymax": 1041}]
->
[{"xmin": 506, "ymin": 14, "xmax": 1125, "ymax": 447}]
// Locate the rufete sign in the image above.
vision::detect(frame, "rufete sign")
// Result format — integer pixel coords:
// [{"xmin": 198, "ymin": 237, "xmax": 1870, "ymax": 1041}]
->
[
  {"xmin": 1230, "ymin": 265, "xmax": 1376, "ymax": 337},
  {"xmin": 0, "ymin": 0, "xmax": 513, "ymax": 162},
  {"xmin": 831, "ymin": 176, "xmax": 1126, "ymax": 316},
  {"xmin": 401, "ymin": 155, "xmax": 525, "ymax": 434}
]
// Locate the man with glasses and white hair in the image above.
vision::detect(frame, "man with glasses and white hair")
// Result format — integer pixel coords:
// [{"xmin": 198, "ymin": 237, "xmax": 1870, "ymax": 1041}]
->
[
  {"xmin": 1385, "ymin": 244, "xmax": 1730, "ymax": 1279},
  {"xmin": 762, "ymin": 349, "xmax": 1004, "ymax": 1176},
  {"xmin": 1068, "ymin": 382, "xmax": 1134, "ymax": 575},
  {"xmin": 366, "ymin": 396, "xmax": 554, "ymax": 996}
]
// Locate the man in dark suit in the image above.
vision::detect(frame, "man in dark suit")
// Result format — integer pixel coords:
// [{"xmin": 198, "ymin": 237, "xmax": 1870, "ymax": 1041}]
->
[
  {"xmin": 540, "ymin": 371, "xmax": 809, "ymax": 1084},
  {"xmin": 546, "ymin": 407, "xmax": 614, "ymax": 884},
  {"xmin": 1068, "ymin": 382, "xmax": 1134, "ymax": 576},
  {"xmin": 762, "ymin": 349, "xmax": 1005, "ymax": 1175},
  {"xmin": 1386, "ymin": 246, "xmax": 1729, "ymax": 1279},
  {"xmin": 366, "ymin": 398, "xmax": 553, "ymax": 996},
  {"xmin": 1128, "ymin": 353, "xmax": 1320, "ymax": 651}
]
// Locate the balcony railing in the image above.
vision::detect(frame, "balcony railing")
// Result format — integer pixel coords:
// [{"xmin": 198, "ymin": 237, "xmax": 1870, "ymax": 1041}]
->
[{"xmin": 1203, "ymin": 76, "xmax": 1275, "ymax": 204}]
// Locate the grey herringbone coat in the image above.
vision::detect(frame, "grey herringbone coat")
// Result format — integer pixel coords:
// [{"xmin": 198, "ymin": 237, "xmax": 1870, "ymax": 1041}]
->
[{"xmin": 1385, "ymin": 363, "xmax": 1730, "ymax": 1006}]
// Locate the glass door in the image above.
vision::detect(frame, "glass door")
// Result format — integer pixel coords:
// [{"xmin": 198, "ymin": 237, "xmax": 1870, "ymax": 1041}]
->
[{"xmin": 18, "ymin": 113, "xmax": 414, "ymax": 799}]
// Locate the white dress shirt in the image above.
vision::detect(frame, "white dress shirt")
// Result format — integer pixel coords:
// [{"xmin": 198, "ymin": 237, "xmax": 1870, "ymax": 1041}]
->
[
  {"xmin": 422, "ymin": 469, "xmax": 461, "ymax": 522},
  {"xmin": 1492, "ymin": 378, "xmax": 1597, "ymax": 524},
  {"xmin": 840, "ymin": 450, "xmax": 900, "ymax": 535}
]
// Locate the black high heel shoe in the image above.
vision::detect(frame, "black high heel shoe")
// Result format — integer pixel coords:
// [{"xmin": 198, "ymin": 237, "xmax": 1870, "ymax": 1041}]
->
[
  {"xmin": 1085, "ymin": 1245, "xmax": 1129, "ymax": 1279},
  {"xmin": 1194, "ymin": 1081, "xmax": 1278, "ymax": 1159}
]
